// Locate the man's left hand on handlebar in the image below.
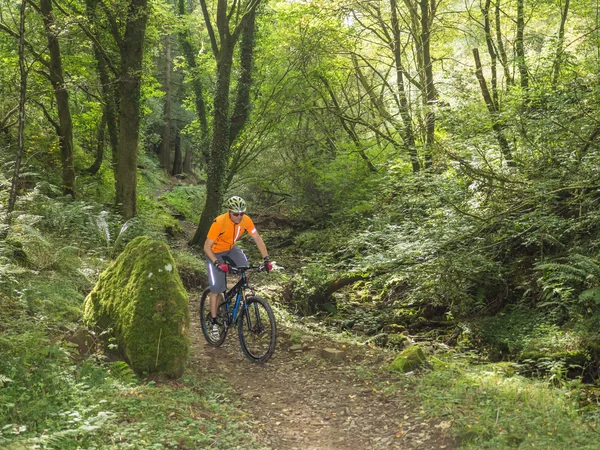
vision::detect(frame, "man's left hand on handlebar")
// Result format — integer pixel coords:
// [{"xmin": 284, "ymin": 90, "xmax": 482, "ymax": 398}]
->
[{"xmin": 263, "ymin": 256, "xmax": 272, "ymax": 272}]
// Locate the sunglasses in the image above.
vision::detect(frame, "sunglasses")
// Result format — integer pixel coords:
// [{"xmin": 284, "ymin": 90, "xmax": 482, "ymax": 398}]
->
[{"xmin": 230, "ymin": 211, "xmax": 244, "ymax": 217}]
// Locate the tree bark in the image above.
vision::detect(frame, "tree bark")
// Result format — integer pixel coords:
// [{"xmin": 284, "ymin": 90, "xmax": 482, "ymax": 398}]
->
[
  {"xmin": 8, "ymin": 0, "xmax": 27, "ymax": 215},
  {"xmin": 40, "ymin": 0, "xmax": 75, "ymax": 198},
  {"xmin": 494, "ymin": 0, "xmax": 513, "ymax": 86},
  {"xmin": 229, "ymin": 6, "xmax": 257, "ymax": 144},
  {"xmin": 115, "ymin": 0, "xmax": 149, "ymax": 219},
  {"xmin": 160, "ymin": 33, "xmax": 172, "ymax": 173},
  {"xmin": 190, "ymin": 0, "xmax": 262, "ymax": 246},
  {"xmin": 390, "ymin": 0, "xmax": 419, "ymax": 172},
  {"xmin": 177, "ymin": 0, "xmax": 209, "ymax": 167},
  {"xmin": 172, "ymin": 131, "xmax": 183, "ymax": 175},
  {"xmin": 482, "ymin": 0, "xmax": 498, "ymax": 108},
  {"xmin": 473, "ymin": 48, "xmax": 513, "ymax": 164},
  {"xmin": 551, "ymin": 0, "xmax": 570, "ymax": 89},
  {"xmin": 516, "ymin": 0, "xmax": 529, "ymax": 90},
  {"xmin": 85, "ymin": 0, "xmax": 119, "ymax": 170},
  {"xmin": 191, "ymin": 41, "xmax": 236, "ymax": 245},
  {"xmin": 84, "ymin": 110, "xmax": 107, "ymax": 175},
  {"xmin": 420, "ymin": 0, "xmax": 436, "ymax": 169}
]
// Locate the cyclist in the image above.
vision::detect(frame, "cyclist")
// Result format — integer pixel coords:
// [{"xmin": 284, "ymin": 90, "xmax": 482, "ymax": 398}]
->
[{"xmin": 203, "ymin": 196, "xmax": 272, "ymax": 340}]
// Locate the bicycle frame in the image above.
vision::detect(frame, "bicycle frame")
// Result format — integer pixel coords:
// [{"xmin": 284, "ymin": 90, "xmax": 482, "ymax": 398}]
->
[{"xmin": 223, "ymin": 267, "xmax": 255, "ymax": 325}]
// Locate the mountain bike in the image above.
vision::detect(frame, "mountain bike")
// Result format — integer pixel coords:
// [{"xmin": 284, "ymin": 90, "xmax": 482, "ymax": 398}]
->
[{"xmin": 199, "ymin": 265, "xmax": 277, "ymax": 363}]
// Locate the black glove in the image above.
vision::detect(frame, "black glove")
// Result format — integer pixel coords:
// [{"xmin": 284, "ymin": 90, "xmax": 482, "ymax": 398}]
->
[{"xmin": 263, "ymin": 256, "xmax": 272, "ymax": 272}]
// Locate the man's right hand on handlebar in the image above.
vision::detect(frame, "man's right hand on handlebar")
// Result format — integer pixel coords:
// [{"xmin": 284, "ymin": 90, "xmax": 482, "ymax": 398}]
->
[{"xmin": 214, "ymin": 261, "xmax": 229, "ymax": 273}]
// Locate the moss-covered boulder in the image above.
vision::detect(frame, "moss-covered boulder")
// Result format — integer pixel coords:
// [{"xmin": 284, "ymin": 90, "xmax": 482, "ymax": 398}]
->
[
  {"xmin": 389, "ymin": 345, "xmax": 427, "ymax": 373},
  {"xmin": 83, "ymin": 236, "xmax": 190, "ymax": 378}
]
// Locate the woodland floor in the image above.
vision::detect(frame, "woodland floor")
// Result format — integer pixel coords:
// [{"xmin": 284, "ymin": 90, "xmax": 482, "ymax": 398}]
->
[{"xmin": 187, "ymin": 295, "xmax": 456, "ymax": 450}]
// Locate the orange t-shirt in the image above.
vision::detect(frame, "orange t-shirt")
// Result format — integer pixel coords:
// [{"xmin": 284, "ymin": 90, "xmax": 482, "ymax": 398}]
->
[{"xmin": 206, "ymin": 212, "xmax": 257, "ymax": 253}]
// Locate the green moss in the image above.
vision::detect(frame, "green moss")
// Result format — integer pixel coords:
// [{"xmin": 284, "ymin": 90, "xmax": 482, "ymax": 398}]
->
[
  {"xmin": 387, "ymin": 333, "xmax": 410, "ymax": 350},
  {"xmin": 389, "ymin": 345, "xmax": 427, "ymax": 373},
  {"xmin": 83, "ymin": 236, "xmax": 190, "ymax": 378}
]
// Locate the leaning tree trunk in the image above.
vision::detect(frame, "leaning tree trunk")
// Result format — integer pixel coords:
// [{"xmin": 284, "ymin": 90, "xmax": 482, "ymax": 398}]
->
[
  {"xmin": 40, "ymin": 0, "xmax": 75, "ymax": 198},
  {"xmin": 115, "ymin": 0, "xmax": 149, "ymax": 220},
  {"xmin": 473, "ymin": 48, "xmax": 513, "ymax": 165}
]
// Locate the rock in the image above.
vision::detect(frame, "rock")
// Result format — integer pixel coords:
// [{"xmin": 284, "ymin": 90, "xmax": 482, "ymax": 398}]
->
[
  {"xmin": 321, "ymin": 347, "xmax": 345, "ymax": 361},
  {"xmin": 83, "ymin": 236, "xmax": 190, "ymax": 378},
  {"xmin": 387, "ymin": 333, "xmax": 411, "ymax": 350},
  {"xmin": 389, "ymin": 345, "xmax": 427, "ymax": 373},
  {"xmin": 289, "ymin": 345, "xmax": 304, "ymax": 352}
]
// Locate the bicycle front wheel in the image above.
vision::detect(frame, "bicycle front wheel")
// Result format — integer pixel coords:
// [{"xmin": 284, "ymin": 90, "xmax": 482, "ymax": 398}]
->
[
  {"xmin": 238, "ymin": 296, "xmax": 277, "ymax": 363},
  {"xmin": 200, "ymin": 287, "xmax": 228, "ymax": 347}
]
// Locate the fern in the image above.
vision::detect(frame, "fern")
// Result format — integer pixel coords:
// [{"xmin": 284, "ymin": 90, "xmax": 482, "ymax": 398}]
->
[
  {"xmin": 0, "ymin": 374, "xmax": 12, "ymax": 387},
  {"xmin": 535, "ymin": 253, "xmax": 600, "ymax": 314},
  {"xmin": 109, "ymin": 361, "xmax": 137, "ymax": 384}
]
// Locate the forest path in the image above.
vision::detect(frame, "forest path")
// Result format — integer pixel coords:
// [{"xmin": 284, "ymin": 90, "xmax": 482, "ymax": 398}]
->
[
  {"xmin": 175, "ymin": 217, "xmax": 453, "ymax": 449},
  {"xmin": 186, "ymin": 298, "xmax": 455, "ymax": 450}
]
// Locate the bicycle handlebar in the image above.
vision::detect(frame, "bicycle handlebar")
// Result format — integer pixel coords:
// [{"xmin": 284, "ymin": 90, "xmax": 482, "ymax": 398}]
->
[{"xmin": 227, "ymin": 264, "xmax": 267, "ymax": 274}]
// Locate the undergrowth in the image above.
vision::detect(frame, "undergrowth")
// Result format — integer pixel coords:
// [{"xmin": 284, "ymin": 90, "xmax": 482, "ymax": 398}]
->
[{"xmin": 411, "ymin": 353, "xmax": 600, "ymax": 449}]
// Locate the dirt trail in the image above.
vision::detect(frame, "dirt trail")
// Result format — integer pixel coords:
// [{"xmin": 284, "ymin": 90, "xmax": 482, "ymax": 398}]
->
[{"xmin": 187, "ymin": 298, "xmax": 455, "ymax": 450}]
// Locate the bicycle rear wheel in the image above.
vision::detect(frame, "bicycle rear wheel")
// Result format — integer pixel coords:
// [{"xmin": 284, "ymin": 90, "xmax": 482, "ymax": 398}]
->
[
  {"xmin": 238, "ymin": 296, "xmax": 277, "ymax": 362},
  {"xmin": 200, "ymin": 287, "xmax": 228, "ymax": 347}
]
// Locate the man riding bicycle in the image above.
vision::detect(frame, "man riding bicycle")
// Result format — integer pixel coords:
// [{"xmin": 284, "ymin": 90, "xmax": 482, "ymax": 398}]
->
[{"xmin": 203, "ymin": 196, "xmax": 272, "ymax": 341}]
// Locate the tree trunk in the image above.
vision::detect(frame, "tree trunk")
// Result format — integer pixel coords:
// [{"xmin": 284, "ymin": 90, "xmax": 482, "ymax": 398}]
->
[
  {"xmin": 482, "ymin": 0, "xmax": 498, "ymax": 108},
  {"xmin": 390, "ymin": 0, "xmax": 419, "ymax": 172},
  {"xmin": 86, "ymin": 0, "xmax": 119, "ymax": 169},
  {"xmin": 495, "ymin": 0, "xmax": 513, "ymax": 86},
  {"xmin": 115, "ymin": 0, "xmax": 149, "ymax": 220},
  {"xmin": 551, "ymin": 0, "xmax": 570, "ymax": 89},
  {"xmin": 183, "ymin": 146, "xmax": 192, "ymax": 174},
  {"xmin": 190, "ymin": 0, "xmax": 262, "ymax": 246},
  {"xmin": 160, "ymin": 33, "xmax": 172, "ymax": 173},
  {"xmin": 191, "ymin": 43, "xmax": 236, "ymax": 245},
  {"xmin": 516, "ymin": 0, "xmax": 529, "ymax": 90},
  {"xmin": 8, "ymin": 0, "xmax": 27, "ymax": 216},
  {"xmin": 40, "ymin": 0, "xmax": 75, "ymax": 198},
  {"xmin": 84, "ymin": 110, "xmax": 107, "ymax": 175},
  {"xmin": 420, "ymin": 0, "xmax": 436, "ymax": 169},
  {"xmin": 473, "ymin": 48, "xmax": 513, "ymax": 164},
  {"xmin": 229, "ymin": 6, "xmax": 257, "ymax": 144},
  {"xmin": 177, "ymin": 0, "xmax": 209, "ymax": 168},
  {"xmin": 172, "ymin": 131, "xmax": 183, "ymax": 175}
]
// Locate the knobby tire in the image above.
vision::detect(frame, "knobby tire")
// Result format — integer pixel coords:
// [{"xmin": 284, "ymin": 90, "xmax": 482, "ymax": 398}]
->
[{"xmin": 238, "ymin": 296, "xmax": 277, "ymax": 363}]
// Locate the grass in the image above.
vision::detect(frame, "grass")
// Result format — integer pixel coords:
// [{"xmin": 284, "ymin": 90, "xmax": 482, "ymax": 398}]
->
[
  {"xmin": 0, "ymin": 314, "xmax": 267, "ymax": 450},
  {"xmin": 410, "ymin": 353, "xmax": 600, "ymax": 449}
]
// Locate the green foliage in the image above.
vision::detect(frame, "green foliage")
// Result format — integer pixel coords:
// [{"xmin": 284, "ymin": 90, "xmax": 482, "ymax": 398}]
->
[
  {"xmin": 413, "ymin": 354, "xmax": 600, "ymax": 449},
  {"xmin": 536, "ymin": 253, "xmax": 600, "ymax": 318},
  {"xmin": 160, "ymin": 184, "xmax": 205, "ymax": 222}
]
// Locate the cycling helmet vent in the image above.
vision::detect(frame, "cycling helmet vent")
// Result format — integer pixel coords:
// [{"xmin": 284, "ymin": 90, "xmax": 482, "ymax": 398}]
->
[{"xmin": 226, "ymin": 196, "xmax": 247, "ymax": 213}]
